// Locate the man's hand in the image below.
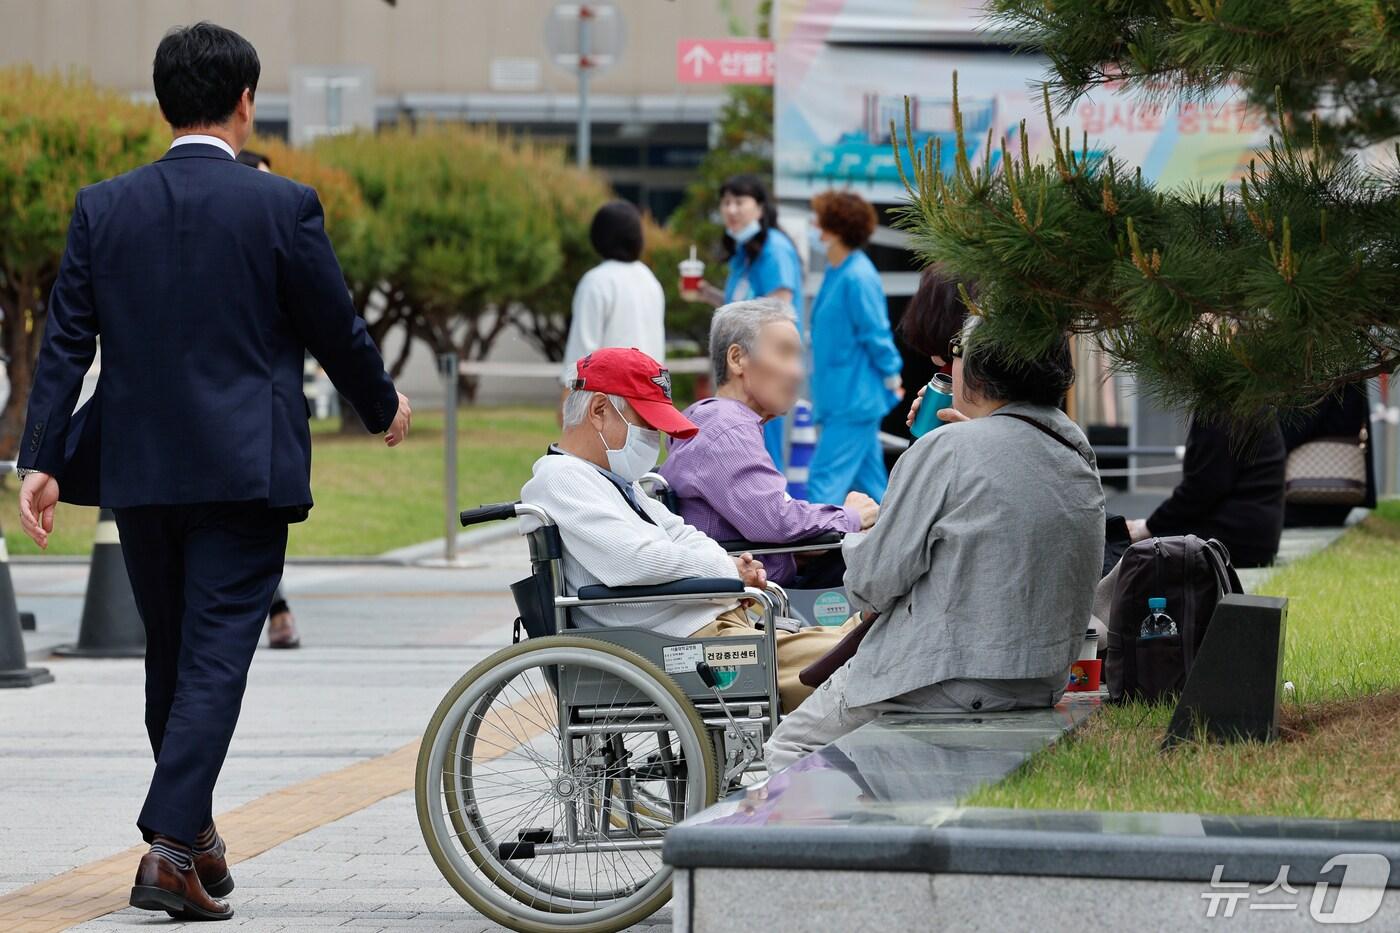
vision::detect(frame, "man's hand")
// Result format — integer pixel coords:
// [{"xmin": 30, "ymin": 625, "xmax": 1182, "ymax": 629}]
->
[
  {"xmin": 733, "ymin": 552, "xmax": 767, "ymax": 589},
  {"xmin": 937, "ymin": 406, "xmax": 970, "ymax": 424},
  {"xmin": 843, "ymin": 491, "xmax": 880, "ymax": 529},
  {"xmin": 1126, "ymin": 518, "xmax": 1151, "ymax": 543},
  {"xmin": 384, "ymin": 392, "xmax": 412, "ymax": 447},
  {"xmin": 18, "ymin": 472, "xmax": 60, "ymax": 550}
]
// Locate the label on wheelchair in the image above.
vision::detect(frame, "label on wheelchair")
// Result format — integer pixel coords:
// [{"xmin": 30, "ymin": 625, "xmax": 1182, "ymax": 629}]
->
[
  {"xmin": 812, "ymin": 590, "xmax": 851, "ymax": 624},
  {"xmin": 662, "ymin": 642, "xmax": 706, "ymax": 674},
  {"xmin": 704, "ymin": 643, "xmax": 758, "ymax": 666},
  {"xmin": 661, "ymin": 642, "xmax": 759, "ymax": 682}
]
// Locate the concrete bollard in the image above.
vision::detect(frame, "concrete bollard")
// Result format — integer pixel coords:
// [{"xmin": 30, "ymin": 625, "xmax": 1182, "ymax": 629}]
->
[
  {"xmin": 53, "ymin": 509, "xmax": 144, "ymax": 658},
  {"xmin": 786, "ymin": 399, "xmax": 816, "ymax": 499},
  {"xmin": 0, "ymin": 520, "xmax": 54, "ymax": 687}
]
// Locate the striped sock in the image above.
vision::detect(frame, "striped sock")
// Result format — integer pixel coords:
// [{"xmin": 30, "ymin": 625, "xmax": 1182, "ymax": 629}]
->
[
  {"xmin": 193, "ymin": 824, "xmax": 219, "ymax": 854},
  {"xmin": 151, "ymin": 840, "xmax": 193, "ymax": 870}
]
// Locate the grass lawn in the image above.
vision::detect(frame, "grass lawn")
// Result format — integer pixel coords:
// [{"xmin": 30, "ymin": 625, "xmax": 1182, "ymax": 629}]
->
[
  {"xmin": 964, "ymin": 500, "xmax": 1400, "ymax": 821},
  {"xmin": 3, "ymin": 407, "xmax": 558, "ymax": 558}
]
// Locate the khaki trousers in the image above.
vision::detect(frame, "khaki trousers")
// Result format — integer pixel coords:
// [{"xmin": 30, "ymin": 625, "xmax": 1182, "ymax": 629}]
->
[{"xmin": 691, "ymin": 606, "xmax": 861, "ymax": 713}]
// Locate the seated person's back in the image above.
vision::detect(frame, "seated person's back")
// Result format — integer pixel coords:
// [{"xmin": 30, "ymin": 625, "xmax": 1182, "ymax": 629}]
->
[
  {"xmin": 765, "ymin": 322, "xmax": 1106, "ymax": 770},
  {"xmin": 660, "ymin": 299, "xmax": 876, "ymax": 587},
  {"xmin": 1132, "ymin": 416, "xmax": 1285, "ymax": 567}
]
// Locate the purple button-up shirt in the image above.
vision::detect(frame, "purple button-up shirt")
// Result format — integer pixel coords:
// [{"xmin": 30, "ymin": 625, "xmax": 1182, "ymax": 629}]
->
[{"xmin": 659, "ymin": 397, "xmax": 861, "ymax": 585}]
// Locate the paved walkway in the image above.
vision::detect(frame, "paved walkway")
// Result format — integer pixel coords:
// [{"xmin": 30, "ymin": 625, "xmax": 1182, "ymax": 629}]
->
[{"xmin": 0, "ymin": 534, "xmax": 664, "ymax": 931}]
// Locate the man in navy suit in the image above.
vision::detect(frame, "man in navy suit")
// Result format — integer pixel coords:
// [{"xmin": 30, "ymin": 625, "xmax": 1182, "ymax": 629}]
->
[{"xmin": 16, "ymin": 23, "xmax": 411, "ymax": 920}]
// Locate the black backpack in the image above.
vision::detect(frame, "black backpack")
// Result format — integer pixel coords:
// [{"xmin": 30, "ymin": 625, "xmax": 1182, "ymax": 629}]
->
[{"xmin": 1105, "ymin": 535, "xmax": 1241, "ymax": 704}]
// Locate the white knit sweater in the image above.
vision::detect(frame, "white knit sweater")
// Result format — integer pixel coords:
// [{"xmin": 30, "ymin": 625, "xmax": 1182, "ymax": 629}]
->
[{"xmin": 520, "ymin": 452, "xmax": 741, "ymax": 637}]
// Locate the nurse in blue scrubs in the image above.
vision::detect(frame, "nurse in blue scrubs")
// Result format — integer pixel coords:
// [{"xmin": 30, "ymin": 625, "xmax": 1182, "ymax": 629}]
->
[
  {"xmin": 805, "ymin": 190, "xmax": 904, "ymax": 504},
  {"xmin": 703, "ymin": 174, "xmax": 803, "ymax": 470}
]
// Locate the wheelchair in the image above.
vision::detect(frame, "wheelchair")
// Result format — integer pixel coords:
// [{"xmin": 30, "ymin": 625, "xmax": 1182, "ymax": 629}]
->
[
  {"xmin": 415, "ymin": 500, "xmax": 788, "ymax": 933},
  {"xmin": 638, "ymin": 472, "xmax": 854, "ymax": 628}
]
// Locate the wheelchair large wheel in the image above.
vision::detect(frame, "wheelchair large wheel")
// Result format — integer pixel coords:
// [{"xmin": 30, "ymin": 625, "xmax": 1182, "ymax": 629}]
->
[{"xmin": 416, "ymin": 636, "xmax": 718, "ymax": 933}]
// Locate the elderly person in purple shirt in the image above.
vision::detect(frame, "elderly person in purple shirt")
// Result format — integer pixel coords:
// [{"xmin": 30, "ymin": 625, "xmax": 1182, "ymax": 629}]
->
[{"xmin": 660, "ymin": 299, "xmax": 879, "ymax": 586}]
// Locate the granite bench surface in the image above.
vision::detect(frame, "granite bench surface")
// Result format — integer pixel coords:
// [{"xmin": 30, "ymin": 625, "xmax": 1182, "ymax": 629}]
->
[{"xmin": 664, "ymin": 696, "xmax": 1400, "ymax": 888}]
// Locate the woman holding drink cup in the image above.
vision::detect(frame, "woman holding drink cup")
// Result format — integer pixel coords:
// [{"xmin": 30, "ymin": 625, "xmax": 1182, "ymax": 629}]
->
[{"xmin": 683, "ymin": 174, "xmax": 803, "ymax": 470}]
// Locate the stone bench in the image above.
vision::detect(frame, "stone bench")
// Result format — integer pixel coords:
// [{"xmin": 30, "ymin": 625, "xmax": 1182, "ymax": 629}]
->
[{"xmin": 665, "ymin": 694, "xmax": 1400, "ymax": 930}]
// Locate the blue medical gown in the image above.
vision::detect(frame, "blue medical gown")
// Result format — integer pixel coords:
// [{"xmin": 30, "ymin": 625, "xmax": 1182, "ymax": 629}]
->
[{"xmin": 806, "ymin": 249, "xmax": 903, "ymax": 503}]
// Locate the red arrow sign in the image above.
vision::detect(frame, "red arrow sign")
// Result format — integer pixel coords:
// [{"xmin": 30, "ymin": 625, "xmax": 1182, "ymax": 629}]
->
[{"xmin": 676, "ymin": 39, "xmax": 774, "ymax": 85}]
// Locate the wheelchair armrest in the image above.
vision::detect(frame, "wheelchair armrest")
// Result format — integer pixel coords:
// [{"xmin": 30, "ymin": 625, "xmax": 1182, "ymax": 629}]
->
[
  {"xmin": 574, "ymin": 577, "xmax": 745, "ymax": 601},
  {"xmin": 718, "ymin": 531, "xmax": 845, "ymax": 554}
]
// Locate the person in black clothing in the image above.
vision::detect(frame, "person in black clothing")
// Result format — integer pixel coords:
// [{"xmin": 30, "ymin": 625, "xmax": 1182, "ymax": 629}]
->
[
  {"xmin": 1126, "ymin": 415, "xmax": 1286, "ymax": 567},
  {"xmin": 1280, "ymin": 384, "xmax": 1376, "ymax": 527}
]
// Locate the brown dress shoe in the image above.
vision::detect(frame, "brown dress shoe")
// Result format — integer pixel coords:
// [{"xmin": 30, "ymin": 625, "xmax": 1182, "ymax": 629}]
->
[
  {"xmin": 194, "ymin": 827, "xmax": 235, "ymax": 898},
  {"xmin": 129, "ymin": 842, "xmax": 233, "ymax": 921},
  {"xmin": 267, "ymin": 610, "xmax": 300, "ymax": 649}
]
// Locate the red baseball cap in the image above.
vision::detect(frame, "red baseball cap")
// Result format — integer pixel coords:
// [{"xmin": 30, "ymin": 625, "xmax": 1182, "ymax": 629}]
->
[{"xmin": 570, "ymin": 348, "xmax": 698, "ymax": 438}]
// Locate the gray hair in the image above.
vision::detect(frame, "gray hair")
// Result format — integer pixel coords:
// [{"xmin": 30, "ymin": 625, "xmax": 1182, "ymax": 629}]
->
[
  {"xmin": 562, "ymin": 390, "xmax": 630, "ymax": 429},
  {"xmin": 709, "ymin": 298, "xmax": 798, "ymax": 386}
]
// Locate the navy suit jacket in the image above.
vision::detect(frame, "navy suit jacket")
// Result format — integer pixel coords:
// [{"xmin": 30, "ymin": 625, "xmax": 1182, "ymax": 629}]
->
[{"xmin": 18, "ymin": 142, "xmax": 398, "ymax": 512}]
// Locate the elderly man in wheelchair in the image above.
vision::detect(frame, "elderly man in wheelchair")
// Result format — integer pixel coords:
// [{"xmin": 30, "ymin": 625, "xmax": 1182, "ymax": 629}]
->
[{"xmin": 414, "ymin": 347, "xmax": 859, "ymax": 933}]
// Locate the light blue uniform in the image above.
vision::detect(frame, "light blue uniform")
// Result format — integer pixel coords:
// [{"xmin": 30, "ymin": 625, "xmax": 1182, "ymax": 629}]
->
[
  {"xmin": 725, "ymin": 227, "xmax": 803, "ymax": 471},
  {"xmin": 806, "ymin": 249, "xmax": 902, "ymax": 504}
]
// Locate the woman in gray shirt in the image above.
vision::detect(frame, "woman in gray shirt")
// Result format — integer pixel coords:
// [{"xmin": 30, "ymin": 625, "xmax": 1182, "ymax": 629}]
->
[{"xmin": 765, "ymin": 317, "xmax": 1105, "ymax": 770}]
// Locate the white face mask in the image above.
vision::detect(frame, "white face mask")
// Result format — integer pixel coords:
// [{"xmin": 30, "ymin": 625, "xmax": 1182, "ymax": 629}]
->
[
  {"xmin": 599, "ymin": 400, "xmax": 661, "ymax": 482},
  {"xmin": 731, "ymin": 219, "xmax": 762, "ymax": 245}
]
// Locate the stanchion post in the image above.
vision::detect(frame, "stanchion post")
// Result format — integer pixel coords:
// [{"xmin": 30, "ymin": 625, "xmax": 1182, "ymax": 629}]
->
[{"xmin": 441, "ymin": 353, "xmax": 459, "ymax": 564}]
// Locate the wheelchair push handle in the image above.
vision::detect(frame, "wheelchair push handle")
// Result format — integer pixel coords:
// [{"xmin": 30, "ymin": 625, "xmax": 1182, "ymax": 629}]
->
[{"xmin": 460, "ymin": 502, "xmax": 520, "ymax": 527}]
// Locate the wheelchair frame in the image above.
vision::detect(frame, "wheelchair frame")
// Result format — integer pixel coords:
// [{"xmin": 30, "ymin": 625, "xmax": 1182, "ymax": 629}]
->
[
  {"xmin": 415, "ymin": 498, "xmax": 797, "ymax": 933},
  {"xmin": 515, "ymin": 499, "xmax": 785, "ymax": 766}
]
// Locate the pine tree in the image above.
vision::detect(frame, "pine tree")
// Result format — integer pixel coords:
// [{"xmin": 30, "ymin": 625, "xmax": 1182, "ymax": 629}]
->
[{"xmin": 896, "ymin": 1, "xmax": 1400, "ymax": 419}]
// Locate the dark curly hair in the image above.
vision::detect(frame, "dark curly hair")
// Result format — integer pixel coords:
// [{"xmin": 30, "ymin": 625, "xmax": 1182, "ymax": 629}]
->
[
  {"xmin": 719, "ymin": 174, "xmax": 777, "ymax": 265},
  {"xmin": 811, "ymin": 190, "xmax": 877, "ymax": 249}
]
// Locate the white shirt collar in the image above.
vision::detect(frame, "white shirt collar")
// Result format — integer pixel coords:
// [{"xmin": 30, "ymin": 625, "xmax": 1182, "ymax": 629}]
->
[{"xmin": 168, "ymin": 135, "xmax": 236, "ymax": 159}]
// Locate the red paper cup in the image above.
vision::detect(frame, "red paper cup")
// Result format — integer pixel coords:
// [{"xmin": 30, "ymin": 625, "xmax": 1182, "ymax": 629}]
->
[
  {"xmin": 1066, "ymin": 658, "xmax": 1102, "ymax": 692},
  {"xmin": 680, "ymin": 258, "xmax": 705, "ymax": 298}
]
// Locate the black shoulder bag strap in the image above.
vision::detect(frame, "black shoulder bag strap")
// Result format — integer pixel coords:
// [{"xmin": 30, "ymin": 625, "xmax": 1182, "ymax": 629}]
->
[{"xmin": 993, "ymin": 411, "xmax": 1092, "ymax": 467}]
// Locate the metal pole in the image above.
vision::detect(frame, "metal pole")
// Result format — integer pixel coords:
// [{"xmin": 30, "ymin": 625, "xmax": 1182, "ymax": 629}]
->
[
  {"xmin": 577, "ymin": 5, "xmax": 591, "ymax": 169},
  {"xmin": 441, "ymin": 353, "xmax": 459, "ymax": 563}
]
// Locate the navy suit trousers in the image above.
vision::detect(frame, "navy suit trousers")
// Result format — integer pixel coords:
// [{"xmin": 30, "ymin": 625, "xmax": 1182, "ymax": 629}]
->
[{"xmin": 113, "ymin": 503, "xmax": 289, "ymax": 844}]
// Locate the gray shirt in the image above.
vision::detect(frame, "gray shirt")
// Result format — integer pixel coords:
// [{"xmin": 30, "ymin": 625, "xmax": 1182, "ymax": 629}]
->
[{"xmin": 840, "ymin": 402, "xmax": 1106, "ymax": 708}]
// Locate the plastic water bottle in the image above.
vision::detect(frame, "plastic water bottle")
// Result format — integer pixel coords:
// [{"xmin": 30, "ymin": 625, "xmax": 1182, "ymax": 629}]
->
[
  {"xmin": 1140, "ymin": 596, "xmax": 1178, "ymax": 640},
  {"xmin": 909, "ymin": 372, "xmax": 955, "ymax": 438}
]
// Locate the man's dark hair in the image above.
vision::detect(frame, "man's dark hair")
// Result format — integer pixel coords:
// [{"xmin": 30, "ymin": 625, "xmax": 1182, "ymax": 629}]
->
[
  {"xmin": 589, "ymin": 201, "xmax": 644, "ymax": 263},
  {"xmin": 236, "ymin": 149, "xmax": 270, "ymax": 170},
  {"xmin": 961, "ymin": 333, "xmax": 1076, "ymax": 408},
  {"xmin": 900, "ymin": 266, "xmax": 972, "ymax": 361},
  {"xmin": 153, "ymin": 22, "xmax": 260, "ymax": 129}
]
